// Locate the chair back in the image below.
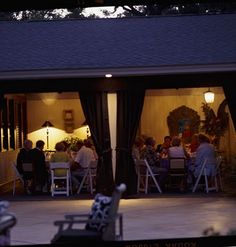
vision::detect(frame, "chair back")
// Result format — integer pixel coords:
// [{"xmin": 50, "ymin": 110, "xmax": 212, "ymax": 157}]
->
[
  {"xmin": 49, "ymin": 162, "xmax": 71, "ymax": 196},
  {"xmin": 134, "ymin": 159, "xmax": 162, "ymax": 194},
  {"xmin": 11, "ymin": 162, "xmax": 24, "ymax": 196},
  {"xmin": 51, "ymin": 183, "xmax": 126, "ymax": 244},
  {"xmin": 134, "ymin": 159, "xmax": 147, "ymax": 193},
  {"xmin": 134, "ymin": 159, "xmax": 148, "ymax": 176},
  {"xmin": 216, "ymin": 155, "xmax": 224, "ymax": 191},
  {"xmin": 192, "ymin": 158, "xmax": 218, "ymax": 193},
  {"xmin": 50, "ymin": 162, "xmax": 70, "ymax": 170},
  {"xmin": 50, "ymin": 162, "xmax": 70, "ymax": 177},
  {"xmin": 88, "ymin": 160, "xmax": 98, "ymax": 176},
  {"xmin": 77, "ymin": 160, "xmax": 98, "ymax": 195},
  {"xmin": 102, "ymin": 183, "xmax": 126, "ymax": 241},
  {"xmin": 169, "ymin": 158, "xmax": 186, "ymax": 175},
  {"xmin": 11, "ymin": 162, "xmax": 23, "ymax": 182}
]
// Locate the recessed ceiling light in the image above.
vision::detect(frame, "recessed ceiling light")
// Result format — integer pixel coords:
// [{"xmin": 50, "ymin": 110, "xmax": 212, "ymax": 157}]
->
[{"xmin": 105, "ymin": 74, "xmax": 112, "ymax": 78}]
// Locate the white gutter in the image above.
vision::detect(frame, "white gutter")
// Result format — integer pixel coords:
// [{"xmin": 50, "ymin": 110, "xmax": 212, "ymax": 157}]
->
[{"xmin": 0, "ymin": 63, "xmax": 235, "ymax": 80}]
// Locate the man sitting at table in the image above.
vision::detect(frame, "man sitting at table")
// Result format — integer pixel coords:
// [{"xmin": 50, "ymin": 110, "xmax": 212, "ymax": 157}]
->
[{"xmin": 70, "ymin": 140, "xmax": 96, "ymax": 193}]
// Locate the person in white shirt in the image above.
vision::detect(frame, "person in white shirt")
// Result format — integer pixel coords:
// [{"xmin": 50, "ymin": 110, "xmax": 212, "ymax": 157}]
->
[
  {"xmin": 168, "ymin": 136, "xmax": 190, "ymax": 159},
  {"xmin": 70, "ymin": 140, "xmax": 96, "ymax": 191}
]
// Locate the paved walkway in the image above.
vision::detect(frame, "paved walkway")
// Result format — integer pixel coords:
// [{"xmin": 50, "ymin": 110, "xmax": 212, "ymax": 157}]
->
[{"xmin": 2, "ymin": 192, "xmax": 236, "ymax": 246}]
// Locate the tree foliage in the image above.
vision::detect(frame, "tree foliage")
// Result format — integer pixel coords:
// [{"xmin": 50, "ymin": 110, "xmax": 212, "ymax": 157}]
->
[
  {"xmin": 0, "ymin": 2, "xmax": 236, "ymax": 20},
  {"xmin": 201, "ymin": 101, "xmax": 229, "ymax": 147}
]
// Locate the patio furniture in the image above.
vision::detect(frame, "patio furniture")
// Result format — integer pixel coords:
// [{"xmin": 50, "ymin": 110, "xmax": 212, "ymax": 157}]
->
[
  {"xmin": 192, "ymin": 158, "xmax": 218, "ymax": 193},
  {"xmin": 167, "ymin": 158, "xmax": 187, "ymax": 191},
  {"xmin": 49, "ymin": 162, "xmax": 72, "ymax": 196},
  {"xmin": 0, "ymin": 201, "xmax": 17, "ymax": 246},
  {"xmin": 134, "ymin": 159, "xmax": 162, "ymax": 194},
  {"xmin": 77, "ymin": 160, "xmax": 98, "ymax": 195},
  {"xmin": 11, "ymin": 162, "xmax": 24, "ymax": 196},
  {"xmin": 51, "ymin": 183, "xmax": 126, "ymax": 244}
]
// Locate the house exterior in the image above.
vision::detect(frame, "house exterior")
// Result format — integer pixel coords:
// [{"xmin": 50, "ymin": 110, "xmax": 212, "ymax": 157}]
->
[{"xmin": 0, "ymin": 13, "xmax": 235, "ymax": 194}]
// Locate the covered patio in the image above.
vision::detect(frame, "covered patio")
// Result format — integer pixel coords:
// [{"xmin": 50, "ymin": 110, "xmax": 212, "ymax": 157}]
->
[{"xmin": 1, "ymin": 193, "xmax": 235, "ymax": 245}]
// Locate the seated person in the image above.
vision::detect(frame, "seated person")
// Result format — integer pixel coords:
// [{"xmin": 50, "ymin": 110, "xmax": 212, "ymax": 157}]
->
[
  {"xmin": 16, "ymin": 139, "xmax": 33, "ymax": 194},
  {"xmin": 132, "ymin": 136, "xmax": 145, "ymax": 161},
  {"xmin": 168, "ymin": 136, "xmax": 190, "ymax": 159},
  {"xmin": 193, "ymin": 134, "xmax": 217, "ymax": 186},
  {"xmin": 156, "ymin": 135, "xmax": 172, "ymax": 158},
  {"xmin": 29, "ymin": 140, "xmax": 48, "ymax": 193},
  {"xmin": 50, "ymin": 142, "xmax": 71, "ymax": 162},
  {"xmin": 141, "ymin": 137, "xmax": 168, "ymax": 189},
  {"xmin": 50, "ymin": 142, "xmax": 72, "ymax": 176},
  {"xmin": 168, "ymin": 136, "xmax": 190, "ymax": 191},
  {"xmin": 70, "ymin": 140, "xmax": 96, "ymax": 192},
  {"xmin": 189, "ymin": 134, "xmax": 200, "ymax": 154},
  {"xmin": 84, "ymin": 137, "xmax": 98, "ymax": 161}
]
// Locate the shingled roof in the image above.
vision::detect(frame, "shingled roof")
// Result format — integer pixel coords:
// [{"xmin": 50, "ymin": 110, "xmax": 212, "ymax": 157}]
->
[{"xmin": 0, "ymin": 13, "xmax": 236, "ymax": 79}]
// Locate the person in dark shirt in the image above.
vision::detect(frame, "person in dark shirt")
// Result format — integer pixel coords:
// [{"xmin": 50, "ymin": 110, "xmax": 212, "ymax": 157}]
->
[
  {"xmin": 156, "ymin": 135, "xmax": 172, "ymax": 157},
  {"xmin": 16, "ymin": 139, "xmax": 33, "ymax": 194},
  {"xmin": 29, "ymin": 140, "xmax": 48, "ymax": 193}
]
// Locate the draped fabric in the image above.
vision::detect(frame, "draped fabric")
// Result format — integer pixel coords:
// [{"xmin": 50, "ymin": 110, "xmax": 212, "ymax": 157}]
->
[
  {"xmin": 222, "ymin": 85, "xmax": 236, "ymax": 131},
  {"xmin": 79, "ymin": 91, "xmax": 114, "ymax": 195},
  {"xmin": 115, "ymin": 89, "xmax": 145, "ymax": 195}
]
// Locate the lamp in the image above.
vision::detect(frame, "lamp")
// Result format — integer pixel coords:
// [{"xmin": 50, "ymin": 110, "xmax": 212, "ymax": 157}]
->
[
  {"xmin": 41, "ymin": 120, "xmax": 54, "ymax": 150},
  {"xmin": 204, "ymin": 88, "xmax": 214, "ymax": 104}
]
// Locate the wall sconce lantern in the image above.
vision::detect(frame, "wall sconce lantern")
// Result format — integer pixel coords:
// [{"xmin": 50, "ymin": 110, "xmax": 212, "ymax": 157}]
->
[
  {"xmin": 41, "ymin": 120, "xmax": 54, "ymax": 150},
  {"xmin": 204, "ymin": 88, "xmax": 214, "ymax": 104}
]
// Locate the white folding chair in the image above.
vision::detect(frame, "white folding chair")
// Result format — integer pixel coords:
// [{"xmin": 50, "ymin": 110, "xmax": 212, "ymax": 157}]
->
[
  {"xmin": 168, "ymin": 158, "xmax": 187, "ymax": 191},
  {"xmin": 134, "ymin": 159, "xmax": 162, "ymax": 194},
  {"xmin": 49, "ymin": 162, "xmax": 72, "ymax": 197},
  {"xmin": 216, "ymin": 155, "xmax": 224, "ymax": 191},
  {"xmin": 11, "ymin": 162, "xmax": 24, "ymax": 196},
  {"xmin": 192, "ymin": 158, "xmax": 218, "ymax": 193},
  {"xmin": 77, "ymin": 160, "xmax": 98, "ymax": 195}
]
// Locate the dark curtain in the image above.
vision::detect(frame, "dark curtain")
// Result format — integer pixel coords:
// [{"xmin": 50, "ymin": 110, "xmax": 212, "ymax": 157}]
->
[
  {"xmin": 79, "ymin": 91, "xmax": 114, "ymax": 195},
  {"xmin": 222, "ymin": 85, "xmax": 236, "ymax": 131},
  {"xmin": 115, "ymin": 89, "xmax": 145, "ymax": 195}
]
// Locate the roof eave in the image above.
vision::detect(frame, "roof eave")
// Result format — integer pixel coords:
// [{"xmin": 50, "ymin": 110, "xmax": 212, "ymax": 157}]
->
[{"xmin": 0, "ymin": 63, "xmax": 235, "ymax": 80}]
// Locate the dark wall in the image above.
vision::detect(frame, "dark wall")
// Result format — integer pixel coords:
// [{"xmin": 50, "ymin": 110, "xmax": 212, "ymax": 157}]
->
[{"xmin": 0, "ymin": 70, "xmax": 235, "ymax": 129}]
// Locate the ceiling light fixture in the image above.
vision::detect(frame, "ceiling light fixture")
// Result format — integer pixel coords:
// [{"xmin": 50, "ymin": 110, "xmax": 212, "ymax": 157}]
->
[{"xmin": 204, "ymin": 88, "xmax": 215, "ymax": 104}]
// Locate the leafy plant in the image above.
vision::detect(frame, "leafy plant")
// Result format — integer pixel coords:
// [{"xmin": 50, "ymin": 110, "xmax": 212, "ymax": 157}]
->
[
  {"xmin": 62, "ymin": 136, "xmax": 82, "ymax": 152},
  {"xmin": 201, "ymin": 101, "xmax": 229, "ymax": 147}
]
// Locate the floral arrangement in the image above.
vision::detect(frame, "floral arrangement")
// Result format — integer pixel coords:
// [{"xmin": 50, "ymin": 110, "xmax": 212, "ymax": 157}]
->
[{"xmin": 63, "ymin": 136, "xmax": 82, "ymax": 151}]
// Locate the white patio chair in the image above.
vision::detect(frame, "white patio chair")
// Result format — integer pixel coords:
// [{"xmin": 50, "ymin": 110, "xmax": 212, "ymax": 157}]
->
[
  {"xmin": 192, "ymin": 158, "xmax": 218, "ymax": 193},
  {"xmin": 49, "ymin": 162, "xmax": 72, "ymax": 197},
  {"xmin": 216, "ymin": 155, "xmax": 224, "ymax": 191},
  {"xmin": 51, "ymin": 183, "xmax": 126, "ymax": 244},
  {"xmin": 134, "ymin": 159, "xmax": 162, "ymax": 194},
  {"xmin": 11, "ymin": 162, "xmax": 24, "ymax": 196},
  {"xmin": 168, "ymin": 158, "xmax": 187, "ymax": 191},
  {"xmin": 77, "ymin": 160, "xmax": 98, "ymax": 195}
]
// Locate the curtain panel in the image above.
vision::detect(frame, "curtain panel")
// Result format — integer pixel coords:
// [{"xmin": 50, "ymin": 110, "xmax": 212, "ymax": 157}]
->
[
  {"xmin": 222, "ymin": 85, "xmax": 236, "ymax": 131},
  {"xmin": 115, "ymin": 89, "xmax": 145, "ymax": 195},
  {"xmin": 79, "ymin": 91, "xmax": 114, "ymax": 195}
]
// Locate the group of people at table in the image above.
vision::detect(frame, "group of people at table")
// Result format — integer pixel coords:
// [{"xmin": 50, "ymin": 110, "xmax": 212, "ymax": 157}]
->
[
  {"xmin": 16, "ymin": 138, "xmax": 98, "ymax": 195},
  {"xmin": 16, "ymin": 132, "xmax": 218, "ymax": 195},
  {"xmin": 132, "ymin": 133, "xmax": 218, "ymax": 192}
]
